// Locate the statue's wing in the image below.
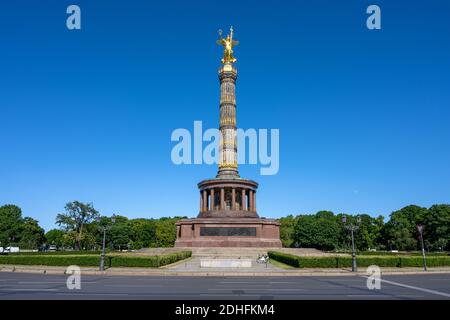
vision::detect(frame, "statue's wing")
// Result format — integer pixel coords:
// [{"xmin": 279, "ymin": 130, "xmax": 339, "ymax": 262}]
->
[
  {"xmin": 216, "ymin": 39, "xmax": 223, "ymax": 45},
  {"xmin": 232, "ymin": 40, "xmax": 239, "ymax": 46}
]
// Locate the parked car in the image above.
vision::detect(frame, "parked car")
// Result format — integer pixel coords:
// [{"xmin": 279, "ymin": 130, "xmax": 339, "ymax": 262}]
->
[
  {"xmin": 0, "ymin": 247, "xmax": 20, "ymax": 253},
  {"xmin": 49, "ymin": 245, "xmax": 57, "ymax": 252}
]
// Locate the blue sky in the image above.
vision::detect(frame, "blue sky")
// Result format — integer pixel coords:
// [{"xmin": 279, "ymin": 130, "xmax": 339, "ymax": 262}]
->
[{"xmin": 1, "ymin": 0, "xmax": 449, "ymax": 231}]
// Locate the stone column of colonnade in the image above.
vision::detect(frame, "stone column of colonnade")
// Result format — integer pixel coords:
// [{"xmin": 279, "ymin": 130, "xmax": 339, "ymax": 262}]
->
[
  {"xmin": 210, "ymin": 189, "xmax": 215, "ymax": 210},
  {"xmin": 202, "ymin": 190, "xmax": 207, "ymax": 212}
]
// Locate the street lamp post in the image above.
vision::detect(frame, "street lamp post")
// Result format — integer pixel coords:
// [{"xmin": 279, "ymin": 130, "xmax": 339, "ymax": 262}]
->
[
  {"xmin": 417, "ymin": 224, "xmax": 427, "ymax": 271},
  {"xmin": 342, "ymin": 215, "xmax": 361, "ymax": 272},
  {"xmin": 97, "ymin": 215, "xmax": 116, "ymax": 272},
  {"xmin": 99, "ymin": 226, "xmax": 107, "ymax": 271}
]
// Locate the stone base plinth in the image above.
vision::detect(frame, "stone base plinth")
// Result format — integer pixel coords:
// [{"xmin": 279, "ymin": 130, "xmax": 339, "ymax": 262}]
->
[
  {"xmin": 200, "ymin": 258, "xmax": 252, "ymax": 268},
  {"xmin": 175, "ymin": 218, "xmax": 282, "ymax": 248}
]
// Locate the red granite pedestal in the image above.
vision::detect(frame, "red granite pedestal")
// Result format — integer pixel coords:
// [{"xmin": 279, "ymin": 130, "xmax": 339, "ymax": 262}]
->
[{"xmin": 175, "ymin": 217, "xmax": 282, "ymax": 248}]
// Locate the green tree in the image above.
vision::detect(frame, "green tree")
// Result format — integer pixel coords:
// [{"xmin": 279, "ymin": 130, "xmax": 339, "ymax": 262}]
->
[
  {"xmin": 56, "ymin": 201, "xmax": 99, "ymax": 250},
  {"xmin": 279, "ymin": 215, "xmax": 297, "ymax": 247},
  {"xmin": 382, "ymin": 205, "xmax": 428, "ymax": 250},
  {"xmin": 339, "ymin": 214, "xmax": 385, "ymax": 251},
  {"xmin": 63, "ymin": 231, "xmax": 79, "ymax": 249},
  {"xmin": 293, "ymin": 211, "xmax": 340, "ymax": 250},
  {"xmin": 424, "ymin": 204, "xmax": 450, "ymax": 251},
  {"xmin": 45, "ymin": 229, "xmax": 65, "ymax": 248},
  {"xmin": 155, "ymin": 217, "xmax": 182, "ymax": 247},
  {"xmin": 110, "ymin": 223, "xmax": 133, "ymax": 250},
  {"xmin": 130, "ymin": 218, "xmax": 157, "ymax": 248},
  {"xmin": 18, "ymin": 217, "xmax": 45, "ymax": 249},
  {"xmin": 0, "ymin": 204, "xmax": 23, "ymax": 247}
]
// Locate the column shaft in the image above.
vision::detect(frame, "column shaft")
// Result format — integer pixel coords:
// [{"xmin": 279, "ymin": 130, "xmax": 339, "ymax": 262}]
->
[
  {"xmin": 231, "ymin": 188, "xmax": 236, "ymax": 210},
  {"xmin": 220, "ymin": 188, "xmax": 225, "ymax": 210},
  {"xmin": 203, "ymin": 190, "xmax": 208, "ymax": 212},
  {"xmin": 210, "ymin": 189, "xmax": 215, "ymax": 210},
  {"xmin": 217, "ymin": 64, "xmax": 239, "ymax": 178}
]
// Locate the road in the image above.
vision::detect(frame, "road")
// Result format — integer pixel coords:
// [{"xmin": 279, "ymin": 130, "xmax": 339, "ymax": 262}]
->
[{"xmin": 0, "ymin": 272, "xmax": 449, "ymax": 300}]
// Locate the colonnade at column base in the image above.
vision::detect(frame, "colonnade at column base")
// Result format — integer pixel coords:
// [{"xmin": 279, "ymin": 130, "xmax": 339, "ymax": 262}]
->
[{"xmin": 197, "ymin": 177, "xmax": 259, "ymax": 216}]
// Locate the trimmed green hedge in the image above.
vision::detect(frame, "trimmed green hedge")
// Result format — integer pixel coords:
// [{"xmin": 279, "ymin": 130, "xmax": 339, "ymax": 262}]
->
[
  {"xmin": 105, "ymin": 251, "xmax": 192, "ymax": 268},
  {"xmin": 268, "ymin": 251, "xmax": 450, "ymax": 268},
  {"xmin": 0, "ymin": 251, "xmax": 102, "ymax": 256},
  {"xmin": 345, "ymin": 251, "xmax": 449, "ymax": 256},
  {"xmin": 0, "ymin": 251, "xmax": 191, "ymax": 268},
  {"xmin": 0, "ymin": 255, "xmax": 100, "ymax": 266}
]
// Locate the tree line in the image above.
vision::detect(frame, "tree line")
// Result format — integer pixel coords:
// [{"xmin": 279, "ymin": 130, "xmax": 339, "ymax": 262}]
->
[
  {"xmin": 0, "ymin": 202, "xmax": 183, "ymax": 250},
  {"xmin": 1, "ymin": 202, "xmax": 449, "ymax": 252},
  {"xmin": 280, "ymin": 204, "xmax": 450, "ymax": 251}
]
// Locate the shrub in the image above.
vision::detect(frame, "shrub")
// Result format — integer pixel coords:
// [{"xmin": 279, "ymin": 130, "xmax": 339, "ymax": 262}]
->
[
  {"xmin": 267, "ymin": 251, "xmax": 302, "ymax": 267},
  {"xmin": 1, "ymin": 251, "xmax": 102, "ymax": 256},
  {"xmin": 106, "ymin": 251, "xmax": 192, "ymax": 268},
  {"xmin": 0, "ymin": 255, "xmax": 100, "ymax": 266},
  {"xmin": 354, "ymin": 251, "xmax": 449, "ymax": 256},
  {"xmin": 268, "ymin": 251, "xmax": 450, "ymax": 268},
  {"xmin": 0, "ymin": 251, "xmax": 192, "ymax": 268}
]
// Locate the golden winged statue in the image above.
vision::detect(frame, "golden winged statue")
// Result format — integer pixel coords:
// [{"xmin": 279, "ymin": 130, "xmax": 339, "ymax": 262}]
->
[{"xmin": 216, "ymin": 26, "xmax": 239, "ymax": 64}]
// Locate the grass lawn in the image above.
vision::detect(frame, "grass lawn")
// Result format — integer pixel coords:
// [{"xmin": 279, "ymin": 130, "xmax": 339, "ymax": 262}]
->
[{"xmin": 269, "ymin": 259, "xmax": 296, "ymax": 270}]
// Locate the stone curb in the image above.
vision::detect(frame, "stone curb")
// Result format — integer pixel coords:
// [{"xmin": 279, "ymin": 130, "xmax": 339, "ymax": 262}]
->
[{"xmin": 1, "ymin": 265, "xmax": 450, "ymax": 277}]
